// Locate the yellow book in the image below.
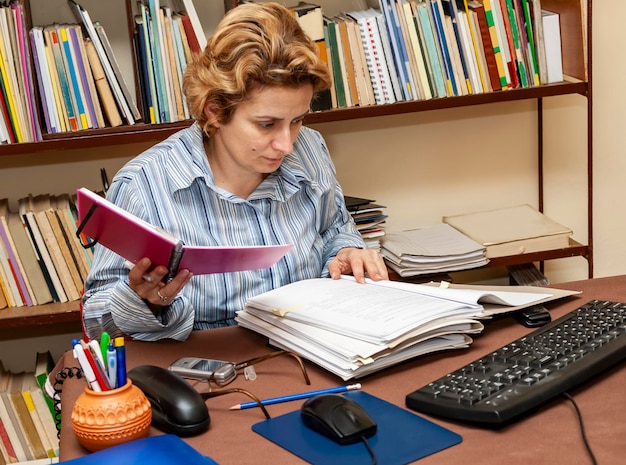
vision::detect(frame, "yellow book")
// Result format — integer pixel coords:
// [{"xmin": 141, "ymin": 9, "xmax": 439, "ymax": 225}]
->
[{"xmin": 0, "ymin": 9, "xmax": 25, "ymax": 142}]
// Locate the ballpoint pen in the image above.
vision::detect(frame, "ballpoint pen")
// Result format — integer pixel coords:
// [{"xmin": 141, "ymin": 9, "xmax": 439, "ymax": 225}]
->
[
  {"xmin": 107, "ymin": 341, "xmax": 117, "ymax": 389},
  {"xmin": 230, "ymin": 383, "xmax": 362, "ymax": 410}
]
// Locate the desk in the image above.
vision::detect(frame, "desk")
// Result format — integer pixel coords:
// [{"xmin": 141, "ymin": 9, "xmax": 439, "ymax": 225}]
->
[{"xmin": 57, "ymin": 275, "xmax": 626, "ymax": 464}]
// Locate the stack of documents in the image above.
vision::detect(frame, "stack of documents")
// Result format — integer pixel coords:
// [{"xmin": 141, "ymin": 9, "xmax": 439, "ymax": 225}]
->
[
  {"xmin": 345, "ymin": 196, "xmax": 387, "ymax": 251},
  {"xmin": 236, "ymin": 276, "xmax": 561, "ymax": 380},
  {"xmin": 381, "ymin": 223, "xmax": 488, "ymax": 277}
]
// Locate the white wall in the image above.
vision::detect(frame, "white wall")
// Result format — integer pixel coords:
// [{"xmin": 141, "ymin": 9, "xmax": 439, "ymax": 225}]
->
[{"xmin": 1, "ymin": 1, "xmax": 623, "ymax": 372}]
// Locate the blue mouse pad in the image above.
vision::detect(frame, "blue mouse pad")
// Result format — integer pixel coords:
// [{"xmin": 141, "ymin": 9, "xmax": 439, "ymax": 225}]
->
[{"xmin": 252, "ymin": 391, "xmax": 462, "ymax": 465}]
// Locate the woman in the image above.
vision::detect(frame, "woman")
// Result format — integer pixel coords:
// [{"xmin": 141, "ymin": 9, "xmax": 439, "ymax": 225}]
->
[{"xmin": 82, "ymin": 2, "xmax": 388, "ymax": 341}]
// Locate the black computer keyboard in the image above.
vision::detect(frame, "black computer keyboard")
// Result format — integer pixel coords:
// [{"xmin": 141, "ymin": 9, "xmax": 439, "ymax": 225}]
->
[{"xmin": 406, "ymin": 299, "xmax": 626, "ymax": 427}]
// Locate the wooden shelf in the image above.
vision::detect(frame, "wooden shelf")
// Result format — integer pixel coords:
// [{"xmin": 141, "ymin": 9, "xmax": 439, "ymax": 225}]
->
[
  {"xmin": 0, "ymin": 300, "xmax": 82, "ymax": 340},
  {"xmin": 0, "ymin": 81, "xmax": 587, "ymax": 157}
]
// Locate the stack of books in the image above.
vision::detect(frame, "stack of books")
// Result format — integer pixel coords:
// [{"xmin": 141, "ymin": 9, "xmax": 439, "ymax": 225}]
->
[
  {"xmin": 235, "ymin": 275, "xmax": 559, "ymax": 380},
  {"xmin": 274, "ymin": 0, "xmax": 564, "ymax": 111},
  {"xmin": 381, "ymin": 223, "xmax": 488, "ymax": 277},
  {"xmin": 0, "ymin": 193, "xmax": 92, "ymax": 310},
  {"xmin": 132, "ymin": 0, "xmax": 207, "ymax": 124},
  {"xmin": 0, "ymin": 352, "xmax": 59, "ymax": 463},
  {"xmin": 345, "ymin": 196, "xmax": 388, "ymax": 251},
  {"xmin": 0, "ymin": 2, "xmax": 42, "ymax": 143}
]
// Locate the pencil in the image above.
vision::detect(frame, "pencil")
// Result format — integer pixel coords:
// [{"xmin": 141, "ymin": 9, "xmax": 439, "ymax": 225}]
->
[{"xmin": 230, "ymin": 383, "xmax": 362, "ymax": 410}]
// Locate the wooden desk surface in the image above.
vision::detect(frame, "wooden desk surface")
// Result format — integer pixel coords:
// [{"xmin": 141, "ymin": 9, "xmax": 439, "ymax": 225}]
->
[{"xmin": 57, "ymin": 275, "xmax": 626, "ymax": 464}]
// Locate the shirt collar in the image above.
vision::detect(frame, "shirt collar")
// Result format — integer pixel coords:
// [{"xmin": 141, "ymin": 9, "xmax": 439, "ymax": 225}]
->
[{"xmin": 167, "ymin": 123, "xmax": 315, "ymax": 202}]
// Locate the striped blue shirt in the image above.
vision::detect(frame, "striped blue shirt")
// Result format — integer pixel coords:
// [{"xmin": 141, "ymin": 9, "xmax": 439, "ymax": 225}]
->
[{"xmin": 82, "ymin": 123, "xmax": 365, "ymax": 341}]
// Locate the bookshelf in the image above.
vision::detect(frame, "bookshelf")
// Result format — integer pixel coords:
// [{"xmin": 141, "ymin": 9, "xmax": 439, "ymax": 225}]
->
[{"xmin": 0, "ymin": 0, "xmax": 592, "ymax": 333}]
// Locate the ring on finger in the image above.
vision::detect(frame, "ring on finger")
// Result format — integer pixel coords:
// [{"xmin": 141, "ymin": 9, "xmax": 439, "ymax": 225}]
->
[{"xmin": 157, "ymin": 290, "xmax": 169, "ymax": 303}]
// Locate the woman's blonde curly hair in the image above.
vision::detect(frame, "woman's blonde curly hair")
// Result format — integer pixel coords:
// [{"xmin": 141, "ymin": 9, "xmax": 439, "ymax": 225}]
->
[{"xmin": 182, "ymin": 2, "xmax": 332, "ymax": 137}]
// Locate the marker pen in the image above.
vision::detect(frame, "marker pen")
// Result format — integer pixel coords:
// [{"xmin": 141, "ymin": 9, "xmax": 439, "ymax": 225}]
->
[
  {"xmin": 115, "ymin": 337, "xmax": 127, "ymax": 388},
  {"xmin": 100, "ymin": 331, "xmax": 110, "ymax": 365}
]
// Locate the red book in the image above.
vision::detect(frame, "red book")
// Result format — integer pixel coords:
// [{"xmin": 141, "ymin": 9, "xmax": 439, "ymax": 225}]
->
[{"xmin": 75, "ymin": 188, "xmax": 293, "ymax": 278}]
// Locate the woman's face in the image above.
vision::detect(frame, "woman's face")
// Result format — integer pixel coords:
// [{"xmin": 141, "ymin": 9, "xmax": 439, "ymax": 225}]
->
[{"xmin": 209, "ymin": 84, "xmax": 314, "ymax": 176}]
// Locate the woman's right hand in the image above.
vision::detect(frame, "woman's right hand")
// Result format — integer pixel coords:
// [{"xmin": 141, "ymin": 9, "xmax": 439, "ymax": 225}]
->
[{"xmin": 127, "ymin": 258, "xmax": 193, "ymax": 308}]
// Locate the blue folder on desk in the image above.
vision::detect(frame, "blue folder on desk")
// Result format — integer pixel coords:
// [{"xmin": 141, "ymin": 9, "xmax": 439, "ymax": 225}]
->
[
  {"xmin": 60, "ymin": 434, "xmax": 219, "ymax": 464},
  {"xmin": 252, "ymin": 391, "xmax": 462, "ymax": 465}
]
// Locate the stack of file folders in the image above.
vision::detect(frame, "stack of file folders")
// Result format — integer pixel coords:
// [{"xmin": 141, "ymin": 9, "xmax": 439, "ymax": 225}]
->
[
  {"xmin": 380, "ymin": 223, "xmax": 488, "ymax": 277},
  {"xmin": 236, "ymin": 276, "xmax": 562, "ymax": 380},
  {"xmin": 344, "ymin": 196, "xmax": 387, "ymax": 251}
]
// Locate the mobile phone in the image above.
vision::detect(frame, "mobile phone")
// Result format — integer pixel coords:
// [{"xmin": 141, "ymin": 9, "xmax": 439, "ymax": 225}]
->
[
  {"xmin": 168, "ymin": 357, "xmax": 237, "ymax": 383},
  {"xmin": 514, "ymin": 305, "xmax": 552, "ymax": 328}
]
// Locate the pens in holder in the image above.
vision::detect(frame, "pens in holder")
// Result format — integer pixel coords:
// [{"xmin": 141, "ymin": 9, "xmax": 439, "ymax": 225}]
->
[
  {"xmin": 115, "ymin": 337, "xmax": 127, "ymax": 388},
  {"xmin": 124, "ymin": 260, "xmax": 153, "ymax": 282}
]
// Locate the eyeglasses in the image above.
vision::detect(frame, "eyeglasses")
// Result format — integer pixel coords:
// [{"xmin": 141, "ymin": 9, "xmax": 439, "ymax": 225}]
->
[{"xmin": 193, "ymin": 351, "xmax": 311, "ymax": 419}]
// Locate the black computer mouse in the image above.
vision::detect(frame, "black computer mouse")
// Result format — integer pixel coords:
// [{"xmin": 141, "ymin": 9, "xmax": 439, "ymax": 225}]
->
[
  {"xmin": 128, "ymin": 365, "xmax": 210, "ymax": 436},
  {"xmin": 300, "ymin": 394, "xmax": 377, "ymax": 445}
]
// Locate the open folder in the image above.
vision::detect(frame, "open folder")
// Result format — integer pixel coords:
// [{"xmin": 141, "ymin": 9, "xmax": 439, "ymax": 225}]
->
[{"xmin": 75, "ymin": 187, "xmax": 293, "ymax": 278}]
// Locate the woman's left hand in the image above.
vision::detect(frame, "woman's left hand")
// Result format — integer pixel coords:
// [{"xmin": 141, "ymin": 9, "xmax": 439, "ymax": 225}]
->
[{"xmin": 328, "ymin": 247, "xmax": 389, "ymax": 283}]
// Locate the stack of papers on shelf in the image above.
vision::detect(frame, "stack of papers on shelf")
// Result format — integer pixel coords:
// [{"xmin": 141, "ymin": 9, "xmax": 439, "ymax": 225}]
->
[
  {"xmin": 443, "ymin": 204, "xmax": 573, "ymax": 259},
  {"xmin": 345, "ymin": 196, "xmax": 388, "ymax": 251},
  {"xmin": 380, "ymin": 223, "xmax": 489, "ymax": 277},
  {"xmin": 236, "ymin": 276, "xmax": 560, "ymax": 380}
]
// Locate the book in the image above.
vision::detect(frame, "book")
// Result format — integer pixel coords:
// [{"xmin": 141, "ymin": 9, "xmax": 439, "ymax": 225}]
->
[
  {"xmin": 541, "ymin": 9, "xmax": 562, "ymax": 83},
  {"xmin": 33, "ymin": 352, "xmax": 57, "ymax": 426},
  {"xmin": 4, "ymin": 206, "xmax": 53, "ymax": 306},
  {"xmin": 58, "ymin": 24, "xmax": 89, "ymax": 130},
  {"xmin": 55, "ymin": 194, "xmax": 90, "ymax": 282},
  {"xmin": 29, "ymin": 26, "xmax": 60, "ymax": 134},
  {"xmin": 18, "ymin": 196, "xmax": 68, "ymax": 303},
  {"xmin": 0, "ymin": 224, "xmax": 22, "ymax": 307},
  {"xmin": 44, "ymin": 26, "xmax": 80, "ymax": 132},
  {"xmin": 0, "ymin": 390, "xmax": 28, "ymax": 462},
  {"xmin": 95, "ymin": 23, "xmax": 142, "ymax": 123},
  {"xmin": 0, "ymin": 200, "xmax": 33, "ymax": 306},
  {"xmin": 68, "ymin": 0, "xmax": 138, "ymax": 125},
  {"xmin": 347, "ymin": 9, "xmax": 397, "ymax": 105},
  {"xmin": 323, "ymin": 17, "xmax": 347, "ymax": 108},
  {"xmin": 7, "ymin": 373, "xmax": 47, "ymax": 460},
  {"xmin": 443, "ymin": 204, "xmax": 573, "ymax": 258},
  {"xmin": 69, "ymin": 24, "xmax": 105, "ymax": 128},
  {"xmin": 45, "ymin": 203, "xmax": 84, "ymax": 294},
  {"xmin": 20, "ymin": 375, "xmax": 57, "ymax": 458},
  {"xmin": 481, "ymin": 0, "xmax": 510, "ymax": 89},
  {"xmin": 75, "ymin": 187, "xmax": 293, "ymax": 278},
  {"xmin": 468, "ymin": 0, "xmax": 502, "ymax": 91},
  {"xmin": 29, "ymin": 195, "xmax": 80, "ymax": 301},
  {"xmin": 411, "ymin": 0, "xmax": 447, "ymax": 98},
  {"xmin": 236, "ymin": 275, "xmax": 559, "ymax": 380},
  {"xmin": 289, "ymin": 2, "xmax": 333, "ymax": 111},
  {"xmin": 378, "ymin": 0, "xmax": 415, "ymax": 101},
  {"xmin": 84, "ymin": 38, "xmax": 122, "ymax": 127},
  {"xmin": 398, "ymin": 0, "xmax": 432, "ymax": 100}
]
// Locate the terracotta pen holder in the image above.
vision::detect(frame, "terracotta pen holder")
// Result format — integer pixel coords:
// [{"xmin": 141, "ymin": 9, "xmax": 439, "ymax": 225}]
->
[{"xmin": 71, "ymin": 379, "xmax": 152, "ymax": 452}]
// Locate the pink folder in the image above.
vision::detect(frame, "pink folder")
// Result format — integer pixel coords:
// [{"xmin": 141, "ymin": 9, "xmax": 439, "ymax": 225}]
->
[{"xmin": 75, "ymin": 188, "xmax": 293, "ymax": 276}]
